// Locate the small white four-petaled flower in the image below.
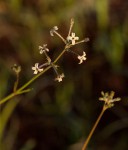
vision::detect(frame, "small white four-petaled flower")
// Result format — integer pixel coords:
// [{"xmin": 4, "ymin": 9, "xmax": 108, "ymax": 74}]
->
[
  {"xmin": 32, "ymin": 63, "xmax": 43, "ymax": 74},
  {"xmin": 50, "ymin": 26, "xmax": 58, "ymax": 36},
  {"xmin": 39, "ymin": 44, "xmax": 49, "ymax": 54},
  {"xmin": 55, "ymin": 73, "xmax": 65, "ymax": 82},
  {"xmin": 77, "ymin": 51, "xmax": 86, "ymax": 64},
  {"xmin": 67, "ymin": 32, "xmax": 79, "ymax": 45}
]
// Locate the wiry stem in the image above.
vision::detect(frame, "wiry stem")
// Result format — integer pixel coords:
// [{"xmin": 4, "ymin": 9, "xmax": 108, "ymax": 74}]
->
[
  {"xmin": 68, "ymin": 18, "xmax": 74, "ymax": 37},
  {"xmin": 67, "ymin": 49, "xmax": 78, "ymax": 56},
  {"xmin": 75, "ymin": 38, "xmax": 89, "ymax": 46},
  {"xmin": 13, "ymin": 73, "xmax": 19, "ymax": 92},
  {"xmin": 82, "ymin": 107, "xmax": 105, "ymax": 150},
  {"xmin": 54, "ymin": 31, "xmax": 66, "ymax": 44},
  {"xmin": 0, "ymin": 93, "xmax": 16, "ymax": 105}
]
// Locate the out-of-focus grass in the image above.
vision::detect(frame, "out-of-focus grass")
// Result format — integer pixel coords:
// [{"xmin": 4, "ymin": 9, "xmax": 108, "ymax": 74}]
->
[
  {"xmin": 0, "ymin": 0, "xmax": 128, "ymax": 150},
  {"xmin": 0, "ymin": 98, "xmax": 19, "ymax": 149}
]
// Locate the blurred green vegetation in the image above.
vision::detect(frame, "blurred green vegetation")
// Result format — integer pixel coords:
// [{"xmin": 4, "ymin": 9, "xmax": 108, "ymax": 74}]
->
[{"xmin": 0, "ymin": 0, "xmax": 128, "ymax": 150}]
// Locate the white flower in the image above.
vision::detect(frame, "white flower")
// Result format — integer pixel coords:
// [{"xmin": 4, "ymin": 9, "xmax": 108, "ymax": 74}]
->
[
  {"xmin": 99, "ymin": 91, "xmax": 121, "ymax": 109},
  {"xmin": 39, "ymin": 44, "xmax": 49, "ymax": 54},
  {"xmin": 55, "ymin": 73, "xmax": 65, "ymax": 82},
  {"xmin": 67, "ymin": 32, "xmax": 79, "ymax": 45},
  {"xmin": 77, "ymin": 51, "xmax": 86, "ymax": 64},
  {"xmin": 50, "ymin": 26, "xmax": 58, "ymax": 36},
  {"xmin": 32, "ymin": 63, "xmax": 43, "ymax": 74}
]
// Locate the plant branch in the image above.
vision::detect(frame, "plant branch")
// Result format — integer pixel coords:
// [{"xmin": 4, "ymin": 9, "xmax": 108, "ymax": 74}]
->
[{"xmin": 0, "ymin": 46, "xmax": 68, "ymax": 105}]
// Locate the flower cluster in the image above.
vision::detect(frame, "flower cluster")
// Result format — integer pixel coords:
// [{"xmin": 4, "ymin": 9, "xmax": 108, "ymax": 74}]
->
[
  {"xmin": 99, "ymin": 91, "xmax": 121, "ymax": 110},
  {"xmin": 32, "ymin": 18, "xmax": 89, "ymax": 82}
]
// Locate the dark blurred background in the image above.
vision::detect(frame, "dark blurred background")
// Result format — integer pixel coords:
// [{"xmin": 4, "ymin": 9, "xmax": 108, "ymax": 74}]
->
[{"xmin": 0, "ymin": 0, "xmax": 128, "ymax": 150}]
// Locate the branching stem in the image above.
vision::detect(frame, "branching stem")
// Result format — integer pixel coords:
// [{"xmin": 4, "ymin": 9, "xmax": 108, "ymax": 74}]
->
[{"xmin": 0, "ymin": 46, "xmax": 68, "ymax": 105}]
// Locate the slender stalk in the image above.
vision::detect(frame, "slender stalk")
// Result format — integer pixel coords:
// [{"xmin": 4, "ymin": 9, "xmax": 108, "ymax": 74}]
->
[
  {"xmin": 13, "ymin": 73, "xmax": 19, "ymax": 92},
  {"xmin": 67, "ymin": 49, "xmax": 78, "ymax": 56},
  {"xmin": 74, "ymin": 38, "xmax": 89, "ymax": 46},
  {"xmin": 82, "ymin": 107, "xmax": 105, "ymax": 150},
  {"xmin": 54, "ymin": 31, "xmax": 66, "ymax": 44},
  {"xmin": 53, "ymin": 47, "xmax": 67, "ymax": 63},
  {"xmin": 0, "ymin": 93, "xmax": 16, "ymax": 105},
  {"xmin": 43, "ymin": 51, "xmax": 51, "ymax": 63},
  {"xmin": 68, "ymin": 18, "xmax": 74, "ymax": 37}
]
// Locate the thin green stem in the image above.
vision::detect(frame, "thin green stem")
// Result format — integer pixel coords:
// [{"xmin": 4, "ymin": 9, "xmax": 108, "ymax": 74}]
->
[
  {"xmin": 43, "ymin": 51, "xmax": 51, "ymax": 63},
  {"xmin": 17, "ymin": 88, "xmax": 32, "ymax": 94},
  {"xmin": 13, "ymin": 73, "xmax": 19, "ymax": 92},
  {"xmin": 82, "ymin": 107, "xmax": 105, "ymax": 150},
  {"xmin": 0, "ymin": 93, "xmax": 16, "ymax": 105},
  {"xmin": 53, "ymin": 46, "xmax": 67, "ymax": 63}
]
